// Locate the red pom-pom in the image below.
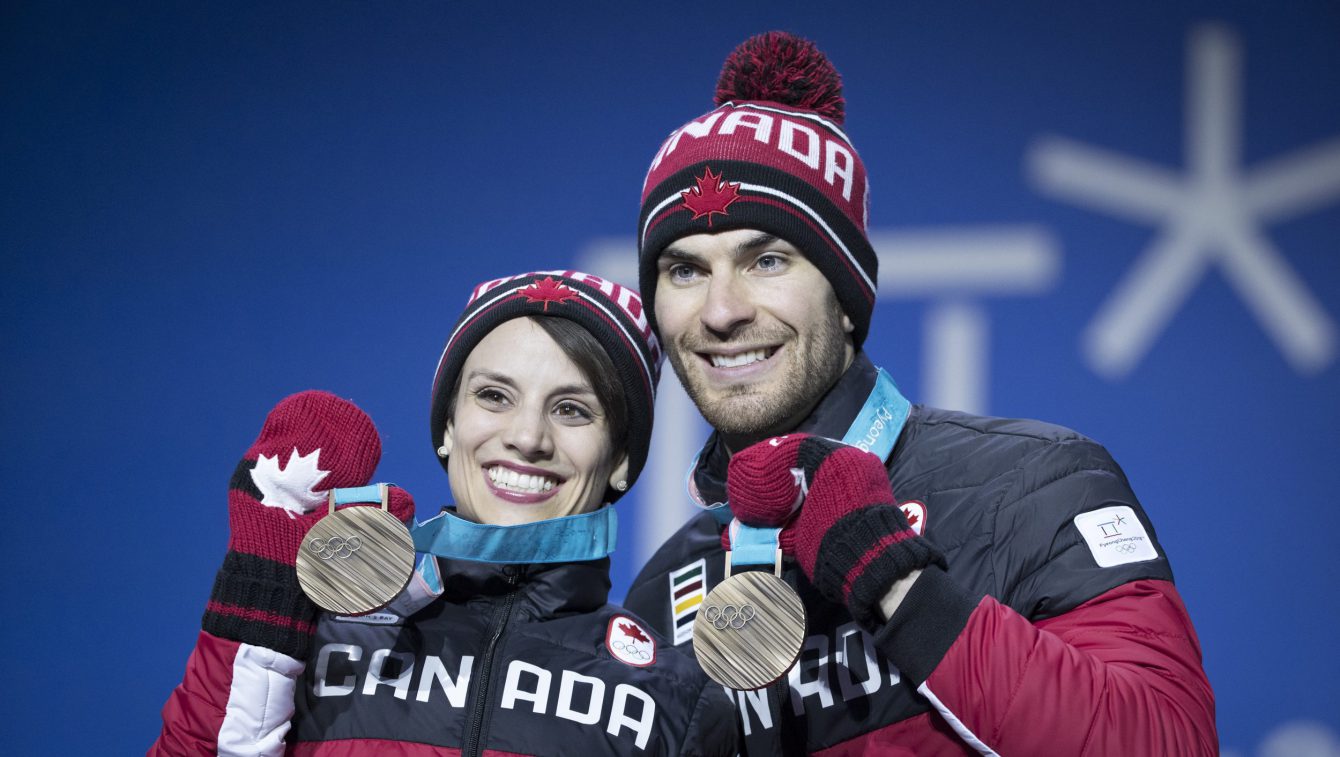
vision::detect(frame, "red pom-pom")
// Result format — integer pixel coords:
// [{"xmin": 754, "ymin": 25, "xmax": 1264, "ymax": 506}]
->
[{"xmin": 714, "ymin": 31, "xmax": 845, "ymax": 124}]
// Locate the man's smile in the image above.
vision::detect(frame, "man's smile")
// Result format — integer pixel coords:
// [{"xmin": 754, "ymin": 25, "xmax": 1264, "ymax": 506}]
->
[{"xmin": 702, "ymin": 346, "xmax": 779, "ymax": 369}]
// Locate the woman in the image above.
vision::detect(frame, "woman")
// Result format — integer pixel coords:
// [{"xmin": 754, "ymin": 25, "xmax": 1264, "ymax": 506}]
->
[{"xmin": 153, "ymin": 271, "xmax": 736, "ymax": 756}]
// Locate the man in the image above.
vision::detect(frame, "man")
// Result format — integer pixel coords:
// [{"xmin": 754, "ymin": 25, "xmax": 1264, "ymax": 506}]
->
[{"xmin": 624, "ymin": 31, "xmax": 1216, "ymax": 755}]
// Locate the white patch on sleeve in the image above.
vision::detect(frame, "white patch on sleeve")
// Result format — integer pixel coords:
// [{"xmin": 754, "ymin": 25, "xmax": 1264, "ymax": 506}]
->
[
  {"xmin": 218, "ymin": 643, "xmax": 304, "ymax": 757},
  {"xmin": 1073, "ymin": 506, "xmax": 1159, "ymax": 568}
]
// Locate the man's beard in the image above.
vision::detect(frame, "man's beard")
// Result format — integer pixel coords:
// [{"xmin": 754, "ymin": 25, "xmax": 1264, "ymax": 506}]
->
[{"xmin": 667, "ymin": 300, "xmax": 851, "ymax": 444}]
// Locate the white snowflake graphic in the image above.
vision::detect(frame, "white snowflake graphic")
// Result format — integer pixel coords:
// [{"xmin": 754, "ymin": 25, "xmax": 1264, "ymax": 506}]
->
[
  {"xmin": 1029, "ymin": 23, "xmax": 1340, "ymax": 378},
  {"xmin": 251, "ymin": 447, "xmax": 330, "ymax": 517}
]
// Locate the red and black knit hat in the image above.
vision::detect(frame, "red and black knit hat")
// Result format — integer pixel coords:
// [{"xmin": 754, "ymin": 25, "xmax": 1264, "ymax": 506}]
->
[
  {"xmin": 637, "ymin": 31, "xmax": 877, "ymax": 346},
  {"xmin": 429, "ymin": 271, "xmax": 663, "ymax": 502}
]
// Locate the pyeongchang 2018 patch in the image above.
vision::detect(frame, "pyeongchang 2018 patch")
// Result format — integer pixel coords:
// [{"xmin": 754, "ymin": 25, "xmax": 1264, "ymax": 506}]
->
[{"xmin": 1073, "ymin": 506, "xmax": 1159, "ymax": 567}]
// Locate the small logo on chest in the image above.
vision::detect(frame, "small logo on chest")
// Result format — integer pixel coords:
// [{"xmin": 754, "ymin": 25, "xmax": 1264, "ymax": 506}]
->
[{"xmin": 899, "ymin": 501, "xmax": 927, "ymax": 536}]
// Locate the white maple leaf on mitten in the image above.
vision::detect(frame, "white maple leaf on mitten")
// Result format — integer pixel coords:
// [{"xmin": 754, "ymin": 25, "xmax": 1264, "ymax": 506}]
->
[{"xmin": 251, "ymin": 447, "xmax": 330, "ymax": 518}]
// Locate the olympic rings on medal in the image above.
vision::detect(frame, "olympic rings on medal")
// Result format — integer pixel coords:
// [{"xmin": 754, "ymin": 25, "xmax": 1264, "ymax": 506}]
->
[
  {"xmin": 610, "ymin": 639, "xmax": 653, "ymax": 661},
  {"xmin": 308, "ymin": 535, "xmax": 363, "ymax": 560},
  {"xmin": 702, "ymin": 603, "xmax": 756, "ymax": 630}
]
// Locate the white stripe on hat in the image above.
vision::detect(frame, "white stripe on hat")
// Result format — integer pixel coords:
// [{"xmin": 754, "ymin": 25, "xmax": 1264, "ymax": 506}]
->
[
  {"xmin": 737, "ymin": 181, "xmax": 875, "ymax": 295},
  {"xmin": 570, "ymin": 288, "xmax": 656, "ymax": 396}
]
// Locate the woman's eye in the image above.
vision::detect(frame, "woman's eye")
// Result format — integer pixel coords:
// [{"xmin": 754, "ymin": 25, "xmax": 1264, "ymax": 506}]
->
[
  {"xmin": 554, "ymin": 401, "xmax": 594, "ymax": 421},
  {"xmin": 474, "ymin": 388, "xmax": 509, "ymax": 407}
]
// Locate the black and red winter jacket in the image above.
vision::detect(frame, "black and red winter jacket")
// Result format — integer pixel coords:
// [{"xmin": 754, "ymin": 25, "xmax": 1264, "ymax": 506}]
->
[
  {"xmin": 624, "ymin": 352, "xmax": 1216, "ymax": 756},
  {"xmin": 154, "ymin": 558, "xmax": 737, "ymax": 756}
]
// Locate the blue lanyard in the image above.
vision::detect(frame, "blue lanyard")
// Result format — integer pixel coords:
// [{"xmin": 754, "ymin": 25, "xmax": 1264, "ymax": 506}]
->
[
  {"xmin": 728, "ymin": 521, "xmax": 785, "ymax": 568},
  {"xmin": 845, "ymin": 368, "xmax": 911, "ymax": 460},
  {"xmin": 718, "ymin": 368, "xmax": 912, "ymax": 566},
  {"xmin": 409, "ymin": 506, "xmax": 617, "ymax": 564}
]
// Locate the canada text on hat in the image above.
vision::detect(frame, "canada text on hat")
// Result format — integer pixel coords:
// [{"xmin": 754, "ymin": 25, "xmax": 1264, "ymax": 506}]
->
[{"xmin": 636, "ymin": 31, "xmax": 878, "ymax": 347}]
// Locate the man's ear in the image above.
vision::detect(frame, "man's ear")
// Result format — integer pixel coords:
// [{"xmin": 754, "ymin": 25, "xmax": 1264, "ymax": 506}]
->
[{"xmin": 841, "ymin": 313, "xmax": 854, "ymax": 334}]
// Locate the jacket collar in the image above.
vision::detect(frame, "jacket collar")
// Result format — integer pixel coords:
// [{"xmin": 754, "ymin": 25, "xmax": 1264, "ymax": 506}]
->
[{"xmin": 435, "ymin": 557, "xmax": 612, "ymax": 619}]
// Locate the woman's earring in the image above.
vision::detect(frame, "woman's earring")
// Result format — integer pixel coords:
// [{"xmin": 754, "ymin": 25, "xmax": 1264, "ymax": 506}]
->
[
  {"xmin": 437, "ymin": 445, "xmax": 450, "ymax": 458},
  {"xmin": 614, "ymin": 480, "xmax": 628, "ymax": 492}
]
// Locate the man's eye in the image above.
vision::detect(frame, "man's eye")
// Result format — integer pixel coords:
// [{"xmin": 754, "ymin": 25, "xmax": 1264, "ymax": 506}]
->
[
  {"xmin": 666, "ymin": 263, "xmax": 698, "ymax": 282},
  {"xmin": 755, "ymin": 254, "xmax": 785, "ymax": 272}
]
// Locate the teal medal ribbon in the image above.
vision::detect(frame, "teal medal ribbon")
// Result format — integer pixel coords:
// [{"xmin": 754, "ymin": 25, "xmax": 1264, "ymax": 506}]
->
[
  {"xmin": 410, "ymin": 505, "xmax": 617, "ymax": 564},
  {"xmin": 728, "ymin": 521, "xmax": 784, "ymax": 568},
  {"xmin": 331, "ymin": 484, "xmax": 384, "ymax": 505},
  {"xmin": 845, "ymin": 368, "xmax": 911, "ymax": 461}
]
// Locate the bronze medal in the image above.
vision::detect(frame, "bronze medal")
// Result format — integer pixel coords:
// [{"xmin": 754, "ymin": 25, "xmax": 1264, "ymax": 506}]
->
[
  {"xmin": 296, "ymin": 484, "xmax": 415, "ymax": 616},
  {"xmin": 692, "ymin": 548, "xmax": 806, "ymax": 691}
]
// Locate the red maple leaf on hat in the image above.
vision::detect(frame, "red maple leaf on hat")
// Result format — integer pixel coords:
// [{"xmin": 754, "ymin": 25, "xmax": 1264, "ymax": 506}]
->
[
  {"xmin": 679, "ymin": 167, "xmax": 741, "ymax": 226},
  {"xmin": 619, "ymin": 621, "xmax": 651, "ymax": 644},
  {"xmin": 518, "ymin": 276, "xmax": 578, "ymax": 311}
]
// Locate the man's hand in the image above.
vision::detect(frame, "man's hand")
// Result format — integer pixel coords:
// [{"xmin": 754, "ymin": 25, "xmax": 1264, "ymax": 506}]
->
[
  {"xmin": 202, "ymin": 390, "xmax": 414, "ymax": 659},
  {"xmin": 727, "ymin": 434, "xmax": 943, "ymax": 628}
]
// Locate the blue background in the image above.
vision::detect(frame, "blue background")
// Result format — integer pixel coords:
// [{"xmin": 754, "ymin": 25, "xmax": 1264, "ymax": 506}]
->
[{"xmin": 3, "ymin": 2, "xmax": 1338, "ymax": 755}]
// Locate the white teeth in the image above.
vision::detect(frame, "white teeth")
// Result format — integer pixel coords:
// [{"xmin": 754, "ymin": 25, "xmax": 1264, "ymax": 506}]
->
[
  {"xmin": 710, "ymin": 349, "xmax": 769, "ymax": 368},
  {"xmin": 487, "ymin": 466, "xmax": 556, "ymax": 494}
]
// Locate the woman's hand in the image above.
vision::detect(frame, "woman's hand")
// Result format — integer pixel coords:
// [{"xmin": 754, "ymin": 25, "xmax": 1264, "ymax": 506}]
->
[{"xmin": 201, "ymin": 390, "xmax": 412, "ymax": 659}]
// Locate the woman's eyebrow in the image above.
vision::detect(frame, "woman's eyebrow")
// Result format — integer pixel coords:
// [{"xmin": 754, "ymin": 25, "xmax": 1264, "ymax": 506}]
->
[
  {"xmin": 464, "ymin": 369, "xmax": 517, "ymax": 387},
  {"xmin": 468, "ymin": 371, "xmax": 596, "ymax": 399}
]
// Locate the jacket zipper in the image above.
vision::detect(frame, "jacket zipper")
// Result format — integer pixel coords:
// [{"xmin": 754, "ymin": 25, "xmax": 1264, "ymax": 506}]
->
[{"xmin": 463, "ymin": 565, "xmax": 523, "ymax": 757}]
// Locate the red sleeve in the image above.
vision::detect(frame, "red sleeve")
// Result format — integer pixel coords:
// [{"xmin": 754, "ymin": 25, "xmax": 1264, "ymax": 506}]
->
[
  {"xmin": 916, "ymin": 578, "xmax": 1216, "ymax": 756},
  {"xmin": 150, "ymin": 630, "xmax": 240, "ymax": 756},
  {"xmin": 150, "ymin": 630, "xmax": 303, "ymax": 756}
]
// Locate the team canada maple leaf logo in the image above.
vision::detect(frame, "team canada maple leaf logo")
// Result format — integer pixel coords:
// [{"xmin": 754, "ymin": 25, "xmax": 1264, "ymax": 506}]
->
[
  {"xmin": 679, "ymin": 167, "xmax": 741, "ymax": 226},
  {"xmin": 620, "ymin": 622, "xmax": 651, "ymax": 644},
  {"xmin": 607, "ymin": 615, "xmax": 656, "ymax": 667},
  {"xmin": 517, "ymin": 276, "xmax": 578, "ymax": 311},
  {"xmin": 900, "ymin": 501, "xmax": 927, "ymax": 536}
]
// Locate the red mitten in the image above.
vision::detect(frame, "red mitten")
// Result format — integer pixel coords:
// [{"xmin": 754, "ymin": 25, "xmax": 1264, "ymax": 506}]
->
[
  {"xmin": 202, "ymin": 390, "xmax": 413, "ymax": 659},
  {"xmin": 727, "ymin": 434, "xmax": 943, "ymax": 627}
]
